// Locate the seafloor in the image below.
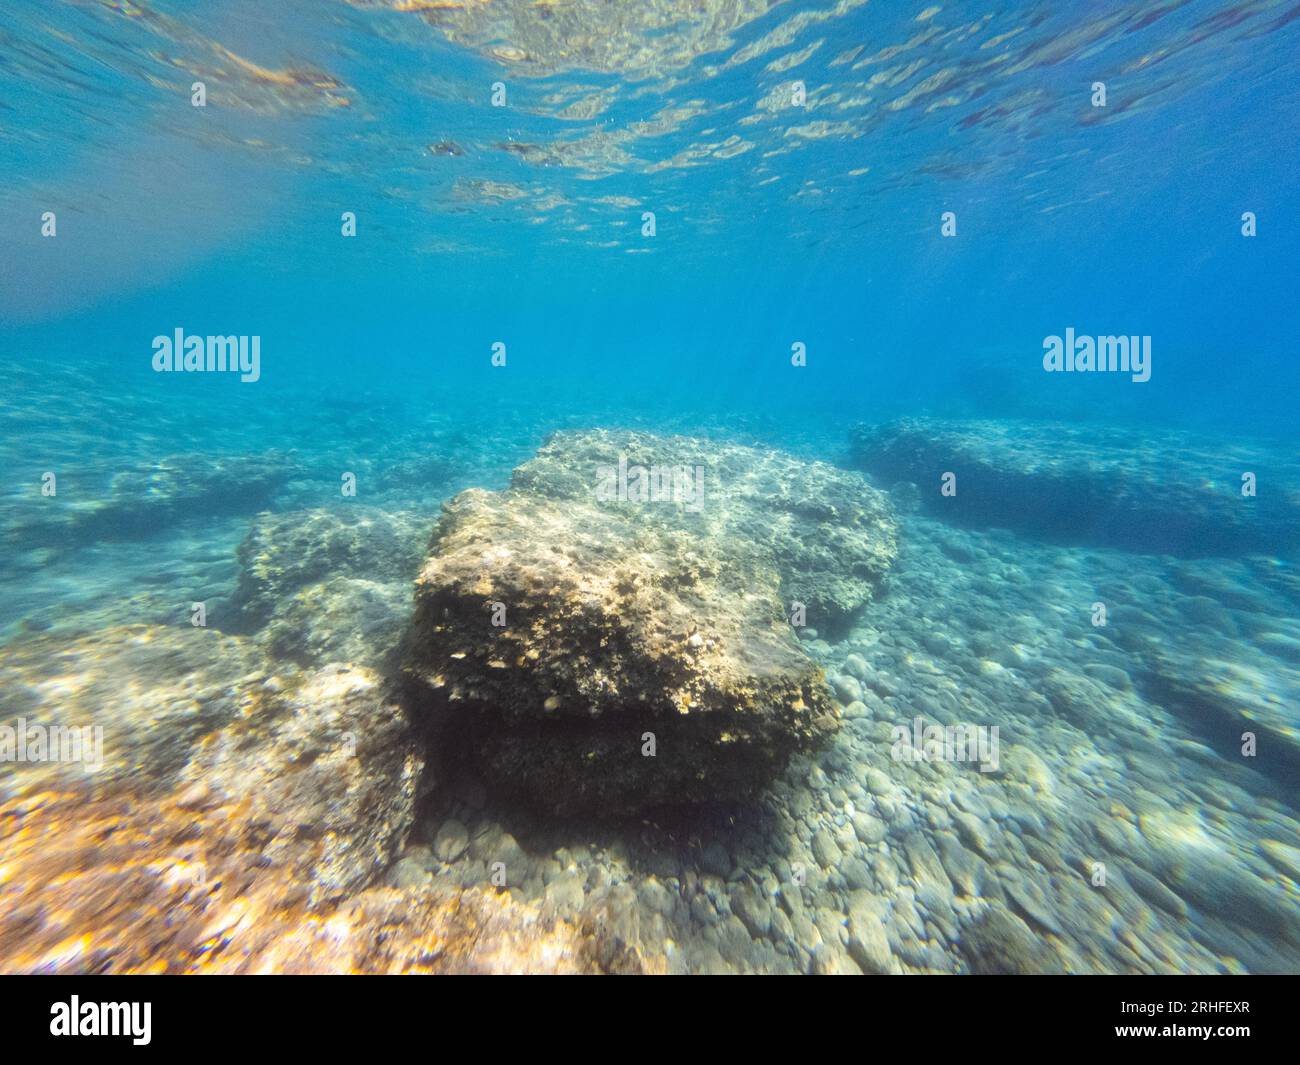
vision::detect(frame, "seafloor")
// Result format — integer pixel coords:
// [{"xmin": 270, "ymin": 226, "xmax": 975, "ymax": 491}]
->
[{"xmin": 2, "ymin": 369, "xmax": 1298, "ymax": 974}]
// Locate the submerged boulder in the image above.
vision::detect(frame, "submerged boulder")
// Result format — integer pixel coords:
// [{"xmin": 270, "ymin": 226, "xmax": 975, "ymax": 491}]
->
[
  {"xmin": 264, "ymin": 576, "xmax": 412, "ymax": 669},
  {"xmin": 515, "ymin": 429, "xmax": 898, "ymax": 628},
  {"xmin": 404, "ymin": 429, "xmax": 897, "ymax": 816},
  {"xmin": 850, "ymin": 418, "xmax": 1300, "ymax": 557}
]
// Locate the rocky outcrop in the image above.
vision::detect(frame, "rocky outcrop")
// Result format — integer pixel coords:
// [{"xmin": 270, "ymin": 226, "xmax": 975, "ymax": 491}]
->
[
  {"xmin": 515, "ymin": 429, "xmax": 898, "ymax": 628},
  {"xmin": 404, "ymin": 429, "xmax": 898, "ymax": 816},
  {"xmin": 850, "ymin": 418, "xmax": 1300, "ymax": 557},
  {"xmin": 264, "ymin": 577, "xmax": 412, "ymax": 669},
  {"xmin": 181, "ymin": 663, "xmax": 425, "ymax": 902}
]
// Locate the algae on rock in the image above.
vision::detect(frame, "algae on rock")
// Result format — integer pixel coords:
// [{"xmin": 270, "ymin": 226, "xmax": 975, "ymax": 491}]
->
[{"xmin": 404, "ymin": 429, "xmax": 898, "ymax": 816}]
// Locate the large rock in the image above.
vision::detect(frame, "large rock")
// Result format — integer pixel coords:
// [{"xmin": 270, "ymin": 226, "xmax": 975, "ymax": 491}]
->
[
  {"xmin": 263, "ymin": 577, "xmax": 412, "ymax": 669},
  {"xmin": 514, "ymin": 429, "xmax": 898, "ymax": 628},
  {"xmin": 404, "ymin": 429, "xmax": 898, "ymax": 816},
  {"xmin": 850, "ymin": 418, "xmax": 1300, "ymax": 557}
]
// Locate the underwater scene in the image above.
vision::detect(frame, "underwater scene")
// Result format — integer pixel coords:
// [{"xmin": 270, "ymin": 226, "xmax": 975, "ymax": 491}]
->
[{"xmin": 1, "ymin": 0, "xmax": 1298, "ymax": 977}]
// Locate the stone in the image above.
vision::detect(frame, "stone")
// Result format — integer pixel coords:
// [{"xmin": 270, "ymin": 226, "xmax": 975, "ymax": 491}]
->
[
  {"xmin": 434, "ymin": 819, "xmax": 470, "ymax": 863},
  {"xmin": 264, "ymin": 577, "xmax": 411, "ymax": 669},
  {"xmin": 385, "ymin": 857, "xmax": 431, "ymax": 890},
  {"xmin": 852, "ymin": 811, "xmax": 888, "ymax": 846},
  {"xmin": 811, "ymin": 829, "xmax": 842, "ymax": 869},
  {"xmin": 831, "ymin": 674, "xmax": 863, "ymax": 704},
  {"xmin": 810, "ymin": 942, "xmax": 859, "ymax": 975},
  {"xmin": 730, "ymin": 884, "xmax": 773, "ymax": 938},
  {"xmin": 959, "ymin": 904, "xmax": 1065, "ymax": 974},
  {"xmin": 1122, "ymin": 864, "xmax": 1188, "ymax": 919},
  {"xmin": 845, "ymin": 890, "xmax": 892, "ymax": 973},
  {"xmin": 843, "ymin": 653, "xmax": 869, "ymax": 680},
  {"xmin": 1261, "ymin": 840, "xmax": 1300, "ymax": 883},
  {"xmin": 951, "ymin": 810, "xmax": 996, "ymax": 860},
  {"xmin": 403, "ymin": 430, "xmax": 897, "ymax": 815}
]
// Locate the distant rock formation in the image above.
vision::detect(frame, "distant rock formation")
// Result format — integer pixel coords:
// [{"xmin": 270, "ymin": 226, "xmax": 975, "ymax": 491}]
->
[
  {"xmin": 3, "ymin": 452, "xmax": 294, "ymax": 550},
  {"xmin": 404, "ymin": 428, "xmax": 898, "ymax": 816},
  {"xmin": 851, "ymin": 418, "xmax": 1300, "ymax": 557}
]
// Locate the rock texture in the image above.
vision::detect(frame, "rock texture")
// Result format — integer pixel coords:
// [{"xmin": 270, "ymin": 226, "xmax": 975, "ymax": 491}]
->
[
  {"xmin": 181, "ymin": 663, "xmax": 425, "ymax": 902},
  {"xmin": 233, "ymin": 507, "xmax": 430, "ymax": 626},
  {"xmin": 850, "ymin": 418, "xmax": 1300, "ymax": 557},
  {"xmin": 0, "ymin": 627, "xmax": 423, "ymax": 911},
  {"xmin": 0, "ymin": 625, "xmax": 266, "ymax": 794},
  {"xmin": 0, "ymin": 788, "xmax": 649, "ymax": 974},
  {"xmin": 516, "ymin": 429, "xmax": 897, "ymax": 627},
  {"xmin": 264, "ymin": 577, "xmax": 412, "ymax": 669},
  {"xmin": 404, "ymin": 429, "xmax": 897, "ymax": 816},
  {"xmin": 0, "ymin": 622, "xmax": 660, "ymax": 974}
]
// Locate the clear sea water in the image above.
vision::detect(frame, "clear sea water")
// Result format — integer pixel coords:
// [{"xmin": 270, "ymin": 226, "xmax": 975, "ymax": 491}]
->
[{"xmin": 1, "ymin": 0, "xmax": 1298, "ymax": 974}]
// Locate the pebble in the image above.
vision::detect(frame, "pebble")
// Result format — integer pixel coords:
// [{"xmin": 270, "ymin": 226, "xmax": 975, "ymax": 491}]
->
[
  {"xmin": 845, "ymin": 891, "xmax": 892, "ymax": 973},
  {"xmin": 951, "ymin": 810, "xmax": 995, "ymax": 859},
  {"xmin": 385, "ymin": 856, "xmax": 431, "ymax": 891},
  {"xmin": 831, "ymin": 674, "xmax": 862, "ymax": 704},
  {"xmin": 730, "ymin": 884, "xmax": 773, "ymax": 938},
  {"xmin": 433, "ymin": 818, "xmax": 470, "ymax": 863},
  {"xmin": 1122, "ymin": 864, "xmax": 1188, "ymax": 918},
  {"xmin": 811, "ymin": 829, "xmax": 842, "ymax": 869},
  {"xmin": 852, "ymin": 811, "xmax": 887, "ymax": 846},
  {"xmin": 1260, "ymin": 840, "xmax": 1300, "ymax": 882}
]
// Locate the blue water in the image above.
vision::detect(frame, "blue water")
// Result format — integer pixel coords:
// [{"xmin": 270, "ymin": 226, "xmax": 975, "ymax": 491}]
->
[{"xmin": 1, "ymin": 0, "xmax": 1299, "ymax": 974}]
